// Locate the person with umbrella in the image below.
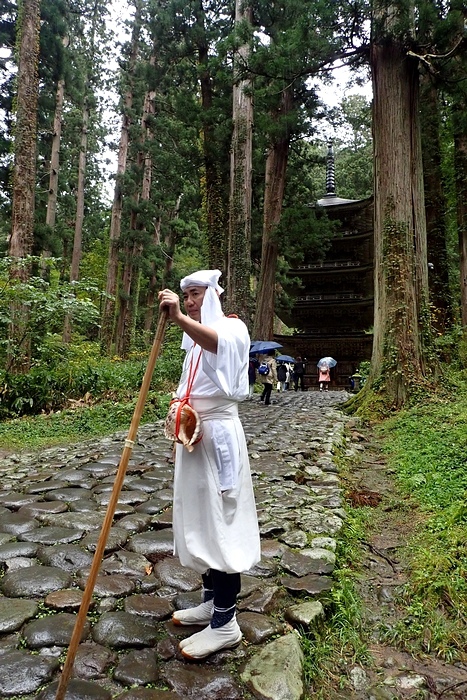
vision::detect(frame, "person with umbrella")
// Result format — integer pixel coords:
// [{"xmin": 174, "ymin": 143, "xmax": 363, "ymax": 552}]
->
[
  {"xmin": 318, "ymin": 362, "xmax": 331, "ymax": 391},
  {"xmin": 158, "ymin": 270, "xmax": 260, "ymax": 659},
  {"xmin": 258, "ymin": 350, "xmax": 278, "ymax": 405},
  {"xmin": 317, "ymin": 357, "xmax": 337, "ymax": 391},
  {"xmin": 276, "ymin": 361, "xmax": 288, "ymax": 391},
  {"xmin": 275, "ymin": 354, "xmax": 295, "ymax": 391},
  {"xmin": 250, "ymin": 340, "xmax": 283, "ymax": 354}
]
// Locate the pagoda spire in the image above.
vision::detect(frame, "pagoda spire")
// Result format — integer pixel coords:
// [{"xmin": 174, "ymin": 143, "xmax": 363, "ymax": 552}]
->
[{"xmin": 325, "ymin": 140, "xmax": 336, "ymax": 197}]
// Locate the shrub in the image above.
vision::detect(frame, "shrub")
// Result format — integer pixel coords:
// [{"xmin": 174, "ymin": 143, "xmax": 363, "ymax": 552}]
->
[{"xmin": 0, "ymin": 327, "xmax": 184, "ymax": 419}]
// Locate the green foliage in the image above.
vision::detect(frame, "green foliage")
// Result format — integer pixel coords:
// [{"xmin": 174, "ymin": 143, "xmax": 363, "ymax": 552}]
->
[
  {"xmin": 321, "ymin": 376, "xmax": 467, "ymax": 683},
  {"xmin": 357, "ymin": 360, "xmax": 370, "ymax": 383},
  {"xmin": 303, "ymin": 94, "xmax": 373, "ymax": 202},
  {"xmin": 378, "ymin": 376, "xmax": 467, "ymax": 659},
  {"xmin": 0, "ymin": 321, "xmax": 184, "ymax": 419},
  {"xmin": 327, "ymin": 94, "xmax": 373, "ymax": 199},
  {"xmin": 381, "ymin": 393, "xmax": 467, "ymax": 511},
  {"xmin": 0, "ymin": 325, "xmax": 183, "ymax": 447},
  {"xmin": 80, "ymin": 237, "xmax": 110, "ymax": 298},
  {"xmin": 0, "ymin": 256, "xmax": 102, "ymax": 368},
  {"xmin": 434, "ymin": 325, "xmax": 467, "ymax": 366},
  {"xmin": 302, "ymin": 508, "xmax": 372, "ymax": 698},
  {"xmin": 0, "ymin": 392, "xmax": 169, "ymax": 452}
]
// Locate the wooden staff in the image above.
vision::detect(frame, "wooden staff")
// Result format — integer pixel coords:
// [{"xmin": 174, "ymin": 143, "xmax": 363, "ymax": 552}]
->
[{"xmin": 55, "ymin": 309, "xmax": 168, "ymax": 700}]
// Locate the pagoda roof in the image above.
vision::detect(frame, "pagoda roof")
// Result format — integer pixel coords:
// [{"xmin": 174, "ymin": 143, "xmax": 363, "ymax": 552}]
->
[
  {"xmin": 317, "ymin": 195, "xmax": 360, "ymax": 206},
  {"xmin": 316, "ymin": 194, "xmax": 372, "ymax": 208}
]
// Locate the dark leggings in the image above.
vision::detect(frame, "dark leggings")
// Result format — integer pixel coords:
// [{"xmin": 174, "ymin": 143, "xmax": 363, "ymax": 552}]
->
[
  {"xmin": 294, "ymin": 374, "xmax": 305, "ymax": 391},
  {"xmin": 261, "ymin": 382, "xmax": 273, "ymax": 405},
  {"xmin": 202, "ymin": 569, "xmax": 241, "ymax": 608}
]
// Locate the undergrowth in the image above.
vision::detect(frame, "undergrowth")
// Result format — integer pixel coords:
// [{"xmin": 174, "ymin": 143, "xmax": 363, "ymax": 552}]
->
[
  {"xmin": 306, "ymin": 370, "xmax": 467, "ymax": 697},
  {"xmin": 0, "ymin": 326, "xmax": 183, "ymax": 451},
  {"xmin": 302, "ymin": 508, "xmax": 373, "ymax": 698},
  {"xmin": 0, "ymin": 391, "xmax": 171, "ymax": 452},
  {"xmin": 377, "ymin": 372, "xmax": 467, "ymax": 661}
]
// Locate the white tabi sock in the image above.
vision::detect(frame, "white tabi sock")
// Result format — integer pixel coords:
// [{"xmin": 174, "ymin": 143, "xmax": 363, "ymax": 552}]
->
[
  {"xmin": 179, "ymin": 617, "xmax": 242, "ymax": 659},
  {"xmin": 172, "ymin": 599, "xmax": 214, "ymax": 627}
]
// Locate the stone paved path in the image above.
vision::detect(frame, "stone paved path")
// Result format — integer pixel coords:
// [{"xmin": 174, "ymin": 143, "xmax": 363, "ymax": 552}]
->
[{"xmin": 0, "ymin": 391, "xmax": 350, "ymax": 700}]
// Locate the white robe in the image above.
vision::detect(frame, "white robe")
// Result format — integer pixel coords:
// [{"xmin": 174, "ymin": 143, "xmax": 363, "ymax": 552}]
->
[{"xmin": 173, "ymin": 316, "xmax": 261, "ymax": 574}]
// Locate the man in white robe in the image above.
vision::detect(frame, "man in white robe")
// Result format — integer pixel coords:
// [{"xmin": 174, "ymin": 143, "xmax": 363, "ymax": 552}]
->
[{"xmin": 158, "ymin": 269, "xmax": 261, "ymax": 659}]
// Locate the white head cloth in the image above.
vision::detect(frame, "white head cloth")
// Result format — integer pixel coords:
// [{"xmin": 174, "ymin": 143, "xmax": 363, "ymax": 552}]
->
[{"xmin": 180, "ymin": 269, "xmax": 224, "ymax": 350}]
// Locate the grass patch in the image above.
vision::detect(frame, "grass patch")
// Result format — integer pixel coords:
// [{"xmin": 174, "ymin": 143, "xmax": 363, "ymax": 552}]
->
[
  {"xmin": 377, "ymin": 370, "xmax": 467, "ymax": 661},
  {"xmin": 303, "ymin": 508, "xmax": 373, "ymax": 698},
  {"xmin": 305, "ymin": 372, "xmax": 467, "ymax": 696},
  {"xmin": 0, "ymin": 391, "xmax": 171, "ymax": 452}
]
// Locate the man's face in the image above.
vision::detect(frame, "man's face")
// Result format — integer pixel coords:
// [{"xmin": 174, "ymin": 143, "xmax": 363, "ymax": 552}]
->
[{"xmin": 183, "ymin": 286, "xmax": 206, "ymax": 322}]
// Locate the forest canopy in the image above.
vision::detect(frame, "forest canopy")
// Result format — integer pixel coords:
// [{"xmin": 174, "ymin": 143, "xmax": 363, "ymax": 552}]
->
[{"xmin": 1, "ymin": 0, "xmax": 466, "ymax": 411}]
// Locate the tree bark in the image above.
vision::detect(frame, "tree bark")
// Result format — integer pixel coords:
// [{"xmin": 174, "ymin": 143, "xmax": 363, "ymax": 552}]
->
[
  {"xmin": 420, "ymin": 71, "xmax": 453, "ymax": 333},
  {"xmin": 114, "ymin": 82, "xmax": 154, "ymax": 357},
  {"xmin": 7, "ymin": 0, "xmax": 41, "ymax": 372},
  {"xmin": 63, "ymin": 97, "xmax": 89, "ymax": 343},
  {"xmin": 195, "ymin": 0, "xmax": 228, "ymax": 273},
  {"xmin": 63, "ymin": 0, "xmax": 103, "ymax": 344},
  {"xmin": 70, "ymin": 100, "xmax": 89, "ymax": 283},
  {"xmin": 144, "ymin": 192, "xmax": 183, "ymax": 334},
  {"xmin": 161, "ymin": 194, "xmax": 183, "ymax": 290},
  {"xmin": 453, "ymin": 118, "xmax": 467, "ymax": 328},
  {"xmin": 45, "ymin": 77, "xmax": 65, "ymax": 235},
  {"xmin": 367, "ymin": 11, "xmax": 435, "ymax": 407},
  {"xmin": 144, "ymin": 218, "xmax": 162, "ymax": 335},
  {"xmin": 100, "ymin": 0, "xmax": 143, "ymax": 353},
  {"xmin": 252, "ymin": 88, "xmax": 291, "ymax": 341},
  {"xmin": 448, "ymin": 2, "xmax": 467, "ymax": 329},
  {"xmin": 227, "ymin": 0, "xmax": 253, "ymax": 324},
  {"xmin": 114, "ymin": 238, "xmax": 138, "ymax": 357},
  {"xmin": 9, "ymin": 0, "xmax": 40, "ymax": 260}
]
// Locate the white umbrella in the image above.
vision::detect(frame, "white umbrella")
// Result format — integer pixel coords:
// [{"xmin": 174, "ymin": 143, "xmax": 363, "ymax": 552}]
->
[{"xmin": 317, "ymin": 356, "xmax": 337, "ymax": 368}]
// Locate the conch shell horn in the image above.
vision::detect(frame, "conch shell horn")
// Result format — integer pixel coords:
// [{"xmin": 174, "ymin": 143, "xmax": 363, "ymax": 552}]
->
[{"xmin": 164, "ymin": 398, "xmax": 203, "ymax": 452}]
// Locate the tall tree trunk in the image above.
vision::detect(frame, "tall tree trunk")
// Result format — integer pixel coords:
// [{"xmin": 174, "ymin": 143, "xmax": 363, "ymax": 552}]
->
[
  {"xmin": 252, "ymin": 88, "xmax": 292, "ymax": 340},
  {"xmin": 45, "ymin": 31, "xmax": 71, "ymax": 240},
  {"xmin": 100, "ymin": 106, "xmax": 130, "ymax": 352},
  {"xmin": 227, "ymin": 0, "xmax": 253, "ymax": 324},
  {"xmin": 144, "ymin": 191, "xmax": 183, "ymax": 334},
  {"xmin": 144, "ymin": 218, "xmax": 162, "ymax": 335},
  {"xmin": 365, "ymin": 4, "xmax": 435, "ymax": 408},
  {"xmin": 114, "ymin": 237, "xmax": 139, "ymax": 357},
  {"xmin": 448, "ymin": 1, "xmax": 467, "ymax": 329},
  {"xmin": 453, "ymin": 116, "xmax": 467, "ymax": 328},
  {"xmin": 100, "ymin": 0, "xmax": 142, "ymax": 353},
  {"xmin": 40, "ymin": 75, "xmax": 65, "ymax": 280},
  {"xmin": 195, "ymin": 0, "xmax": 227, "ymax": 272},
  {"xmin": 114, "ymin": 84, "xmax": 154, "ymax": 357},
  {"xmin": 162, "ymin": 193, "xmax": 183, "ymax": 290},
  {"xmin": 7, "ymin": 0, "xmax": 41, "ymax": 372},
  {"xmin": 63, "ymin": 97, "xmax": 89, "ymax": 343},
  {"xmin": 70, "ymin": 99, "xmax": 89, "ymax": 283},
  {"xmin": 420, "ymin": 71, "xmax": 453, "ymax": 332},
  {"xmin": 45, "ymin": 77, "xmax": 65, "ymax": 236},
  {"xmin": 62, "ymin": 0, "xmax": 102, "ymax": 344}
]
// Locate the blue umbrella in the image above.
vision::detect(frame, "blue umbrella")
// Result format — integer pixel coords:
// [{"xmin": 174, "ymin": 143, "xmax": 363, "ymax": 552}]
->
[
  {"xmin": 317, "ymin": 356, "xmax": 337, "ymax": 368},
  {"xmin": 276, "ymin": 354, "xmax": 295, "ymax": 363},
  {"xmin": 250, "ymin": 340, "xmax": 283, "ymax": 354}
]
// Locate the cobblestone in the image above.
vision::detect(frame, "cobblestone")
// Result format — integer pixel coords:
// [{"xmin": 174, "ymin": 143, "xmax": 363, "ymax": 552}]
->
[{"xmin": 0, "ymin": 391, "xmax": 349, "ymax": 699}]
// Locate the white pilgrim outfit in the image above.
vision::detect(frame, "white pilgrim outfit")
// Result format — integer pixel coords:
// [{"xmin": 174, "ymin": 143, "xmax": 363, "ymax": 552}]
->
[{"xmin": 172, "ymin": 270, "xmax": 261, "ymax": 574}]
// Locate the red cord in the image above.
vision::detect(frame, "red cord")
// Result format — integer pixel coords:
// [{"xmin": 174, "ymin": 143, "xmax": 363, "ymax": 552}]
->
[{"xmin": 173, "ymin": 345, "xmax": 202, "ymax": 441}]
